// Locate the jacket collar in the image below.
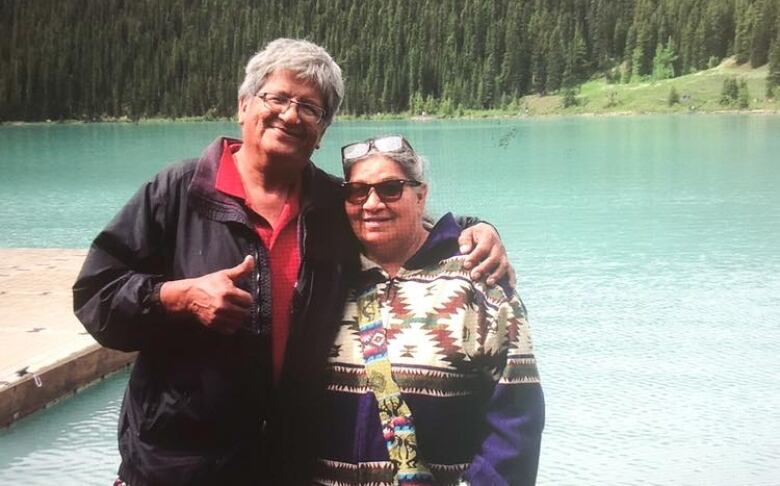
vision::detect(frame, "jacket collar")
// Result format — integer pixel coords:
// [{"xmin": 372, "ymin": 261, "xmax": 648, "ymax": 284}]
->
[
  {"xmin": 189, "ymin": 137, "xmax": 250, "ymax": 226},
  {"xmin": 360, "ymin": 212, "xmax": 462, "ymax": 274},
  {"xmin": 188, "ymin": 137, "xmax": 342, "ymax": 227},
  {"xmin": 405, "ymin": 212, "xmax": 462, "ymax": 269}
]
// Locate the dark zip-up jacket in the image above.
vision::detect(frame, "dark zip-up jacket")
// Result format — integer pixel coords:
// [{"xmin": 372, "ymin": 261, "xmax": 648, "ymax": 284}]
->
[{"xmin": 73, "ymin": 137, "xmax": 359, "ymax": 485}]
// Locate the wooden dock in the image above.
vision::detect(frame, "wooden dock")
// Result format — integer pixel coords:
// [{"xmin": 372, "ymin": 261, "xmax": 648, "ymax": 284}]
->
[{"xmin": 0, "ymin": 249, "xmax": 135, "ymax": 428}]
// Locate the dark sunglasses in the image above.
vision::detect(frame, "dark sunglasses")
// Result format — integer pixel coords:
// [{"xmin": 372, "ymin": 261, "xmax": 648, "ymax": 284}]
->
[{"xmin": 341, "ymin": 179, "xmax": 422, "ymax": 205}]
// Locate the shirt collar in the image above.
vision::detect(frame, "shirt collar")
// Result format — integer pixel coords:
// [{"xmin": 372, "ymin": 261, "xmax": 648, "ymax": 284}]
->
[{"xmin": 215, "ymin": 139, "xmax": 247, "ymax": 199}]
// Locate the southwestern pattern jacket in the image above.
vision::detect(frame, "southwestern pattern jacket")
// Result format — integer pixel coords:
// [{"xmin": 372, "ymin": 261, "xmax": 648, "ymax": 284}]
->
[{"xmin": 315, "ymin": 214, "xmax": 545, "ymax": 486}]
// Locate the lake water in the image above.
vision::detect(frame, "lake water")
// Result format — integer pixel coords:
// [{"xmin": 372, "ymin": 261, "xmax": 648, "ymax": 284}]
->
[{"xmin": 1, "ymin": 116, "xmax": 779, "ymax": 485}]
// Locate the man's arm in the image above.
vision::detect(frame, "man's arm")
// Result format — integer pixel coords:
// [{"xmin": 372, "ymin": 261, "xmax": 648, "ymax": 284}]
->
[
  {"xmin": 72, "ymin": 176, "xmax": 172, "ymax": 351},
  {"xmin": 73, "ymin": 175, "xmax": 257, "ymax": 351},
  {"xmin": 456, "ymin": 218, "xmax": 516, "ymax": 288}
]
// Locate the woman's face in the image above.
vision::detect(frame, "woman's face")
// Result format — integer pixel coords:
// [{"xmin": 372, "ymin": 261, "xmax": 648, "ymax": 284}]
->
[
  {"xmin": 238, "ymin": 69, "xmax": 326, "ymax": 170},
  {"xmin": 345, "ymin": 155, "xmax": 427, "ymax": 254}
]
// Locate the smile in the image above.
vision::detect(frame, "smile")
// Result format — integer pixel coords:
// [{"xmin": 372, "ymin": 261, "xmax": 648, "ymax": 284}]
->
[
  {"xmin": 363, "ymin": 217, "xmax": 392, "ymax": 226},
  {"xmin": 270, "ymin": 125, "xmax": 304, "ymax": 139}
]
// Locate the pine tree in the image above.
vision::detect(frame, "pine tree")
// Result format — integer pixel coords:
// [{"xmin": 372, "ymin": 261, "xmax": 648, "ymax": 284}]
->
[
  {"xmin": 668, "ymin": 86, "xmax": 680, "ymax": 105},
  {"xmin": 623, "ymin": 24, "xmax": 637, "ymax": 82},
  {"xmin": 652, "ymin": 39, "xmax": 678, "ymax": 80},
  {"xmin": 562, "ymin": 88, "xmax": 578, "ymax": 108},
  {"xmin": 1, "ymin": 0, "xmax": 776, "ymax": 121},
  {"xmin": 546, "ymin": 28, "xmax": 565, "ymax": 92},
  {"xmin": 767, "ymin": 28, "xmax": 780, "ymax": 97},
  {"xmin": 568, "ymin": 27, "xmax": 589, "ymax": 86},
  {"xmin": 738, "ymin": 79, "xmax": 750, "ymax": 108},
  {"xmin": 750, "ymin": 0, "xmax": 776, "ymax": 67},
  {"xmin": 721, "ymin": 77, "xmax": 739, "ymax": 104},
  {"xmin": 532, "ymin": 50, "xmax": 547, "ymax": 95},
  {"xmin": 734, "ymin": 2, "xmax": 754, "ymax": 65}
]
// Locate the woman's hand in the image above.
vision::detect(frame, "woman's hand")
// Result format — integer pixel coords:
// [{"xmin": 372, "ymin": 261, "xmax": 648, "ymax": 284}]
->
[{"xmin": 458, "ymin": 223, "xmax": 516, "ymax": 287}]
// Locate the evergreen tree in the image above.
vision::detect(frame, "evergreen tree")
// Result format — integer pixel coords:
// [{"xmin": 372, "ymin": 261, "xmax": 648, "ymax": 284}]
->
[
  {"xmin": 532, "ymin": 50, "xmax": 547, "ymax": 95},
  {"xmin": 546, "ymin": 28, "xmax": 565, "ymax": 92},
  {"xmin": 668, "ymin": 86, "xmax": 680, "ymax": 105},
  {"xmin": 750, "ymin": 0, "xmax": 776, "ymax": 67},
  {"xmin": 0, "ymin": 0, "xmax": 775, "ymax": 121},
  {"xmin": 562, "ymin": 88, "xmax": 578, "ymax": 108},
  {"xmin": 767, "ymin": 28, "xmax": 780, "ymax": 96},
  {"xmin": 734, "ymin": 2, "xmax": 754, "ymax": 65},
  {"xmin": 568, "ymin": 27, "xmax": 589, "ymax": 87},
  {"xmin": 721, "ymin": 77, "xmax": 739, "ymax": 104},
  {"xmin": 653, "ymin": 39, "xmax": 678, "ymax": 80},
  {"xmin": 623, "ymin": 24, "xmax": 638, "ymax": 83},
  {"xmin": 738, "ymin": 79, "xmax": 750, "ymax": 108}
]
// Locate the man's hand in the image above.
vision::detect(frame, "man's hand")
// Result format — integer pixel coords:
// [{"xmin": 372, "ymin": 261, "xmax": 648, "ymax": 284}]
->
[
  {"xmin": 458, "ymin": 223, "xmax": 516, "ymax": 288},
  {"xmin": 160, "ymin": 255, "xmax": 255, "ymax": 334}
]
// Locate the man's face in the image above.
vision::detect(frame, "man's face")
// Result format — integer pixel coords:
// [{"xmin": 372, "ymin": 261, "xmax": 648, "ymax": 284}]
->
[{"xmin": 238, "ymin": 69, "xmax": 326, "ymax": 171}]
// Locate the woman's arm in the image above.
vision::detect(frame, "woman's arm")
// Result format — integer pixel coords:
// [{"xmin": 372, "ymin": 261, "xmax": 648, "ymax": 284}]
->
[{"xmin": 463, "ymin": 289, "xmax": 545, "ymax": 486}]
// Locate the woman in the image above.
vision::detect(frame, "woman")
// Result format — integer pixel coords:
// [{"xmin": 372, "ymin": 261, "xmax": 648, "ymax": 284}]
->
[{"xmin": 315, "ymin": 136, "xmax": 545, "ymax": 486}]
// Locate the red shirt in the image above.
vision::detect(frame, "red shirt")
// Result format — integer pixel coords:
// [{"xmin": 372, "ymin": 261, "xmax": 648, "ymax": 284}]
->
[{"xmin": 215, "ymin": 140, "xmax": 302, "ymax": 383}]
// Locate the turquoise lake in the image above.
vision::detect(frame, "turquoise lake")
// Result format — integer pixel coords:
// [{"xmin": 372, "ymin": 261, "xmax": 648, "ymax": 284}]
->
[{"xmin": 0, "ymin": 116, "xmax": 779, "ymax": 485}]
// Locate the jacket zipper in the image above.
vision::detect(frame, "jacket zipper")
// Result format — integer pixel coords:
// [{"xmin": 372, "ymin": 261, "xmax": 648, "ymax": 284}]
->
[
  {"xmin": 380, "ymin": 276, "xmax": 398, "ymax": 325},
  {"xmin": 251, "ymin": 242, "xmax": 261, "ymax": 333},
  {"xmin": 291, "ymin": 206, "xmax": 312, "ymax": 319}
]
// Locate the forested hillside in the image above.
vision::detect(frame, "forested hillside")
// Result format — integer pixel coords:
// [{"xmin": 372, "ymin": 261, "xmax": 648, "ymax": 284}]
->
[{"xmin": 1, "ymin": 0, "xmax": 778, "ymax": 121}]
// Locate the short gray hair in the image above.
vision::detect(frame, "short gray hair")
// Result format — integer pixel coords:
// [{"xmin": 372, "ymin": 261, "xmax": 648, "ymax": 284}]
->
[{"xmin": 238, "ymin": 38, "xmax": 344, "ymax": 126}]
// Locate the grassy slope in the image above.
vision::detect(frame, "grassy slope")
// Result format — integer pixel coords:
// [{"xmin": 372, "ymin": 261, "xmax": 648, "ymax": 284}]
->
[{"xmin": 518, "ymin": 58, "xmax": 778, "ymax": 117}]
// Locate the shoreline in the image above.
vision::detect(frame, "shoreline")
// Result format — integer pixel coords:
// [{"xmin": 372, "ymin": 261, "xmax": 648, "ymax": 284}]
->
[{"xmin": 2, "ymin": 108, "xmax": 778, "ymax": 126}]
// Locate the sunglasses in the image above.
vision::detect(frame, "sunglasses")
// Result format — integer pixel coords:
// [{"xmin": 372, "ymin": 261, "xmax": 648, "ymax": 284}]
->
[
  {"xmin": 341, "ymin": 135, "xmax": 413, "ymax": 162},
  {"xmin": 341, "ymin": 179, "xmax": 422, "ymax": 205}
]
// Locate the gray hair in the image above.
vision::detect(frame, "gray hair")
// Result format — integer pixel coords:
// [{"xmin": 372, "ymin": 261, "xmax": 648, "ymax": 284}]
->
[
  {"xmin": 238, "ymin": 38, "xmax": 344, "ymax": 127},
  {"xmin": 343, "ymin": 138, "xmax": 429, "ymax": 184}
]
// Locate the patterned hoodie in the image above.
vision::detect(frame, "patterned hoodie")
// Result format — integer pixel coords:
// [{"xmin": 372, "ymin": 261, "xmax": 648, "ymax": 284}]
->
[{"xmin": 314, "ymin": 213, "xmax": 544, "ymax": 486}]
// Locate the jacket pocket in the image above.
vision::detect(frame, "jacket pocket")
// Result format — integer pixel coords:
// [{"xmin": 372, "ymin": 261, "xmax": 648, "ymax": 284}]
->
[{"xmin": 138, "ymin": 386, "xmax": 193, "ymax": 444}]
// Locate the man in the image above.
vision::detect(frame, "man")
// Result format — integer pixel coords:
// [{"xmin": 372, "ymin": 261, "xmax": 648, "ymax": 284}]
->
[{"xmin": 73, "ymin": 38, "xmax": 511, "ymax": 485}]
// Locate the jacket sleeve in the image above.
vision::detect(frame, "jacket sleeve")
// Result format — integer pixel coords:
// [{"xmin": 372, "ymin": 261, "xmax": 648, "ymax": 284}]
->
[
  {"xmin": 72, "ymin": 170, "xmax": 177, "ymax": 352},
  {"xmin": 463, "ymin": 287, "xmax": 545, "ymax": 486}
]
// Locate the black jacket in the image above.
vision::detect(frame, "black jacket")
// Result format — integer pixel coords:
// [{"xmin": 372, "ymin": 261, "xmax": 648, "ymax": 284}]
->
[{"xmin": 73, "ymin": 138, "xmax": 359, "ymax": 485}]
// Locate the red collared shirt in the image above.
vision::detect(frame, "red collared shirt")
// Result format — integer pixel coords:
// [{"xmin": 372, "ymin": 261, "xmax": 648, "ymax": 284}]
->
[{"xmin": 216, "ymin": 140, "xmax": 302, "ymax": 383}]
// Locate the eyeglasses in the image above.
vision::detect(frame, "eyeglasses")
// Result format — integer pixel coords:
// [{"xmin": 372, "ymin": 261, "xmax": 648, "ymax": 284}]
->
[
  {"xmin": 256, "ymin": 92, "xmax": 326, "ymax": 124},
  {"xmin": 341, "ymin": 135, "xmax": 413, "ymax": 162},
  {"xmin": 341, "ymin": 179, "xmax": 422, "ymax": 205}
]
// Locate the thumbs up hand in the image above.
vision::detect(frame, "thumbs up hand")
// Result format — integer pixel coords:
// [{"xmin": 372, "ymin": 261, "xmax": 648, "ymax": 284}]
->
[{"xmin": 160, "ymin": 255, "xmax": 256, "ymax": 334}]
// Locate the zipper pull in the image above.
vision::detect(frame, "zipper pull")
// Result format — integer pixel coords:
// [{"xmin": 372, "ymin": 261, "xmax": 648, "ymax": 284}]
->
[
  {"xmin": 383, "ymin": 277, "xmax": 395, "ymax": 301},
  {"xmin": 381, "ymin": 277, "xmax": 395, "ymax": 327}
]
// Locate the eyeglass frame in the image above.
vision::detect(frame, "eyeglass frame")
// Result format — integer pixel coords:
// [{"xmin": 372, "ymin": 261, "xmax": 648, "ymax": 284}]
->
[
  {"xmin": 341, "ymin": 178, "xmax": 422, "ymax": 205},
  {"xmin": 255, "ymin": 92, "xmax": 327, "ymax": 125}
]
